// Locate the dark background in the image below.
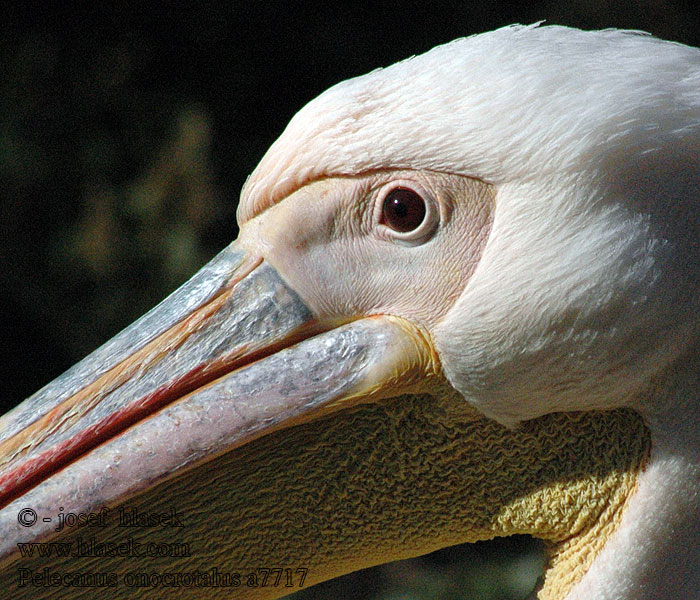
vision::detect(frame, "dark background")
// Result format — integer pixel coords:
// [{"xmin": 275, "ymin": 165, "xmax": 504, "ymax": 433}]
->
[{"xmin": 2, "ymin": 3, "xmax": 698, "ymax": 599}]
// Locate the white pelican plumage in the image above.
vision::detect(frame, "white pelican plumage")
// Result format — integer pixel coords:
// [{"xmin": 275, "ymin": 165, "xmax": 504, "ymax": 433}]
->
[{"xmin": 0, "ymin": 24, "xmax": 698, "ymax": 600}]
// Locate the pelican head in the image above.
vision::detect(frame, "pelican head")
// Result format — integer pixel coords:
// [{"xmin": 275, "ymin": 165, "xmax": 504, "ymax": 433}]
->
[{"xmin": 0, "ymin": 24, "xmax": 698, "ymax": 600}]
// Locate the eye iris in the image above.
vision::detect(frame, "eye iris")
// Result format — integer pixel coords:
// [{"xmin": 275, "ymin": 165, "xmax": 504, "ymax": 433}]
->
[{"xmin": 382, "ymin": 188, "xmax": 426, "ymax": 233}]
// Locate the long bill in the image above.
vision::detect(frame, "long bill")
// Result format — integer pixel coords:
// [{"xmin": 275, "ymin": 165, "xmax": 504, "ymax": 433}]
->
[{"xmin": 0, "ymin": 244, "xmax": 438, "ymax": 564}]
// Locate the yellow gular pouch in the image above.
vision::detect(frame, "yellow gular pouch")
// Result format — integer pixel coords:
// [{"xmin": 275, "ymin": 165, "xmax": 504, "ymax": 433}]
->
[
  {"xmin": 489, "ymin": 408, "xmax": 650, "ymax": 600},
  {"xmin": 215, "ymin": 395, "xmax": 650, "ymax": 600},
  {"xmin": 3, "ymin": 391, "xmax": 649, "ymax": 600}
]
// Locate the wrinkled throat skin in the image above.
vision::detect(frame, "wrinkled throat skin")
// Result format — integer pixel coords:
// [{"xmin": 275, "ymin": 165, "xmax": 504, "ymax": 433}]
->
[{"xmin": 0, "ymin": 390, "xmax": 649, "ymax": 600}]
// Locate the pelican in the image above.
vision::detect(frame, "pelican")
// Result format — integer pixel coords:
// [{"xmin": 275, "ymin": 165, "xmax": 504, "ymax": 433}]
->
[{"xmin": 0, "ymin": 24, "xmax": 698, "ymax": 600}]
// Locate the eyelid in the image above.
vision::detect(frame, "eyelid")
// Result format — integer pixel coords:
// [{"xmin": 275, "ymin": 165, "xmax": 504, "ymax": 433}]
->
[{"xmin": 373, "ymin": 179, "xmax": 440, "ymax": 246}]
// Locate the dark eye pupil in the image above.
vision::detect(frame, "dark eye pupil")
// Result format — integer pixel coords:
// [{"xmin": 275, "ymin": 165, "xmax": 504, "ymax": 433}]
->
[{"xmin": 382, "ymin": 188, "xmax": 426, "ymax": 233}]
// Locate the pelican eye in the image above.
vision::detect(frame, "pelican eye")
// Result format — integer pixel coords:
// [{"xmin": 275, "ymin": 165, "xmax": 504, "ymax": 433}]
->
[
  {"xmin": 381, "ymin": 187, "xmax": 426, "ymax": 232},
  {"xmin": 375, "ymin": 182, "xmax": 439, "ymax": 246}
]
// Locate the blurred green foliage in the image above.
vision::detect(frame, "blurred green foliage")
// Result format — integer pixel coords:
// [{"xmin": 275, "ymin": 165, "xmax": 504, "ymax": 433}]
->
[
  {"xmin": 1, "ymin": 33, "xmax": 231, "ymax": 373},
  {"xmin": 1, "ymin": 4, "xmax": 697, "ymax": 599},
  {"xmin": 291, "ymin": 537, "xmax": 545, "ymax": 600}
]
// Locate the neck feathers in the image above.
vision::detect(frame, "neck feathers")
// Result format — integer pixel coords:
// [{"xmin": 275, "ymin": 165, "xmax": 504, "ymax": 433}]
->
[{"xmin": 566, "ymin": 349, "xmax": 700, "ymax": 599}]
